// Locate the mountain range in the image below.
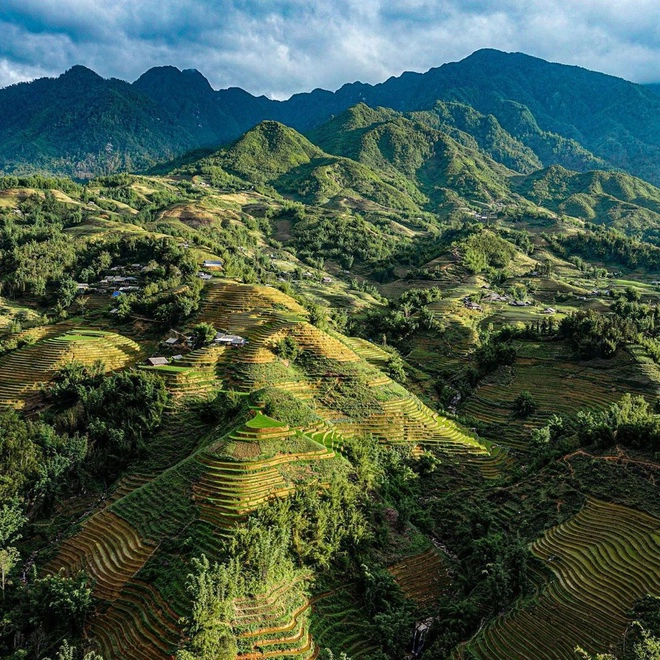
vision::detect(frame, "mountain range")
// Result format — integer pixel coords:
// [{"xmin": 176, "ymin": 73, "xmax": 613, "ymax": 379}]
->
[{"xmin": 4, "ymin": 48, "xmax": 660, "ymax": 183}]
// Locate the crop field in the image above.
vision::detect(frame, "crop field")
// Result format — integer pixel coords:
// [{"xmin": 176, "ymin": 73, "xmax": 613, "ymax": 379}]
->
[
  {"xmin": 461, "ymin": 340, "xmax": 657, "ymax": 448},
  {"xmin": 311, "ymin": 586, "xmax": 380, "ymax": 658},
  {"xmin": 47, "ymin": 510, "xmax": 156, "ymax": 602},
  {"xmin": 141, "ymin": 353, "xmax": 222, "ymax": 400},
  {"xmin": 87, "ymin": 579, "xmax": 182, "ymax": 660},
  {"xmin": 326, "ymin": 386, "xmax": 488, "ymax": 455},
  {"xmin": 289, "ymin": 322, "xmax": 360, "ymax": 362},
  {"xmin": 41, "ymin": 282, "xmax": 494, "ymax": 659},
  {"xmin": 0, "ymin": 328, "xmax": 141, "ymax": 408},
  {"xmin": 338, "ymin": 335, "xmax": 390, "ymax": 369},
  {"xmin": 458, "ymin": 498, "xmax": 660, "ymax": 659},
  {"xmin": 388, "ymin": 548, "xmax": 451, "ymax": 607},
  {"xmin": 199, "ymin": 281, "xmax": 307, "ymax": 332},
  {"xmin": 233, "ymin": 576, "xmax": 316, "ymax": 659},
  {"xmin": 194, "ymin": 413, "xmax": 340, "ymax": 528}
]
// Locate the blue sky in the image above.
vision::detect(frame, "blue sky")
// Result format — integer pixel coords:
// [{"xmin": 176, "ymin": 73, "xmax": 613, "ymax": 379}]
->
[{"xmin": 1, "ymin": 1, "xmax": 659, "ymax": 97}]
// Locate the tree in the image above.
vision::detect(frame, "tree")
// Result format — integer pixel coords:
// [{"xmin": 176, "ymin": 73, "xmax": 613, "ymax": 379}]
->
[
  {"xmin": 192, "ymin": 322, "xmax": 216, "ymax": 349},
  {"xmin": 0, "ymin": 500, "xmax": 27, "ymax": 598},
  {"xmin": 0, "ymin": 546, "xmax": 20, "ymax": 599},
  {"xmin": 176, "ymin": 555, "xmax": 239, "ymax": 660},
  {"xmin": 273, "ymin": 336, "xmax": 299, "ymax": 361},
  {"xmin": 385, "ymin": 353, "xmax": 407, "ymax": 383},
  {"xmin": 55, "ymin": 275, "xmax": 79, "ymax": 309},
  {"xmin": 44, "ymin": 639, "xmax": 103, "ymax": 660},
  {"xmin": 35, "ymin": 571, "xmax": 93, "ymax": 634},
  {"xmin": 514, "ymin": 390, "xmax": 538, "ymax": 417}
]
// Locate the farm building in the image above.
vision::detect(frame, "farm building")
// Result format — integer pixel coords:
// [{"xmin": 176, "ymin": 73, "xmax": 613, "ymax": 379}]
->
[
  {"xmin": 214, "ymin": 332, "xmax": 247, "ymax": 347},
  {"xmin": 146, "ymin": 357, "xmax": 169, "ymax": 366},
  {"xmin": 203, "ymin": 260, "xmax": 224, "ymax": 269}
]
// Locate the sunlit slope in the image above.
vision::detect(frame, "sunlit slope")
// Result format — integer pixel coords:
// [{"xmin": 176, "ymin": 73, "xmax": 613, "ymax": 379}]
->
[
  {"xmin": 0, "ymin": 328, "xmax": 141, "ymax": 408},
  {"xmin": 460, "ymin": 498, "xmax": 660, "ymax": 659}
]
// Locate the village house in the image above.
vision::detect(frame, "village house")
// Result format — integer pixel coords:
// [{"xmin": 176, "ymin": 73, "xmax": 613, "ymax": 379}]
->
[
  {"xmin": 214, "ymin": 332, "xmax": 247, "ymax": 347},
  {"xmin": 146, "ymin": 357, "xmax": 169, "ymax": 366}
]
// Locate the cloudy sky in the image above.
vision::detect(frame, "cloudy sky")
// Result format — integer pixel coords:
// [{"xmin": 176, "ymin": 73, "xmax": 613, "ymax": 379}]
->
[{"xmin": 1, "ymin": 0, "xmax": 659, "ymax": 98}]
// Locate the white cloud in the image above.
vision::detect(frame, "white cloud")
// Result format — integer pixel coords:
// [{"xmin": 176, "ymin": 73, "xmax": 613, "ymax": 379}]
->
[{"xmin": 0, "ymin": 0, "xmax": 660, "ymax": 96}]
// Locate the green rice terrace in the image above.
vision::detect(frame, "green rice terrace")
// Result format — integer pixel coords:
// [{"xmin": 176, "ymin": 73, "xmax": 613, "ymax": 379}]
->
[
  {"xmin": 458, "ymin": 499, "xmax": 660, "ymax": 659},
  {"xmin": 0, "ymin": 328, "xmax": 141, "ymax": 408}
]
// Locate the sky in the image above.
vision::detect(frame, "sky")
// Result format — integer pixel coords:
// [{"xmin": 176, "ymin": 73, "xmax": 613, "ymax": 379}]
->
[{"xmin": 1, "ymin": 0, "xmax": 660, "ymax": 99}]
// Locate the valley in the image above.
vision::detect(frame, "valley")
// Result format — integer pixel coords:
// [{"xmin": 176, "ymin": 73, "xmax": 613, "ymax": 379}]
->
[{"xmin": 0, "ymin": 52, "xmax": 660, "ymax": 660}]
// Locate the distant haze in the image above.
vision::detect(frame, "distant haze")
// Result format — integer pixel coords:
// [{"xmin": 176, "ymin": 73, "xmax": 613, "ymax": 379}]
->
[{"xmin": 1, "ymin": 1, "xmax": 660, "ymax": 97}]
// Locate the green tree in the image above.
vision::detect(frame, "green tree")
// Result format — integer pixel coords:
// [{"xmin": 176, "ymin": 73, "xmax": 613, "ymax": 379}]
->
[
  {"xmin": 55, "ymin": 275, "xmax": 79, "ymax": 309},
  {"xmin": 176, "ymin": 555, "xmax": 239, "ymax": 660},
  {"xmin": 273, "ymin": 336, "xmax": 299, "ymax": 361},
  {"xmin": 192, "ymin": 322, "xmax": 216, "ymax": 349},
  {"xmin": 43, "ymin": 638, "xmax": 103, "ymax": 660},
  {"xmin": 385, "ymin": 352, "xmax": 407, "ymax": 383},
  {"xmin": 514, "ymin": 390, "xmax": 538, "ymax": 417},
  {"xmin": 0, "ymin": 500, "xmax": 27, "ymax": 598}
]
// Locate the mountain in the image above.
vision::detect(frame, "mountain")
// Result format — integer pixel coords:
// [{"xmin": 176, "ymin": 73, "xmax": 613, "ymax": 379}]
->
[
  {"xmin": 309, "ymin": 104, "xmax": 513, "ymax": 210},
  {"xmin": 179, "ymin": 120, "xmax": 424, "ymax": 210},
  {"xmin": 0, "ymin": 66, "xmax": 196, "ymax": 177},
  {"xmin": 2, "ymin": 50, "xmax": 660, "ymax": 186},
  {"xmin": 1, "ymin": 122, "xmax": 660, "ymax": 660},
  {"xmin": 512, "ymin": 164, "xmax": 660, "ymax": 236},
  {"xmin": 133, "ymin": 66, "xmax": 241, "ymax": 146}
]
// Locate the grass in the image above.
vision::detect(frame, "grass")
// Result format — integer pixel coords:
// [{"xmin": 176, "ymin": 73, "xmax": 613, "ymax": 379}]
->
[{"xmin": 245, "ymin": 412, "xmax": 288, "ymax": 429}]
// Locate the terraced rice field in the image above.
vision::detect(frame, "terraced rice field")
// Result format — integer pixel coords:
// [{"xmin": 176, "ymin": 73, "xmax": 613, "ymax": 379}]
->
[
  {"xmin": 234, "ymin": 577, "xmax": 316, "ymax": 660},
  {"xmin": 47, "ymin": 511, "xmax": 156, "ymax": 602},
  {"xmin": 200, "ymin": 280, "xmax": 307, "ymax": 332},
  {"xmin": 88, "ymin": 580, "xmax": 181, "ymax": 660},
  {"xmin": 194, "ymin": 414, "xmax": 338, "ymax": 528},
  {"xmin": 338, "ymin": 336, "xmax": 390, "ymax": 368},
  {"xmin": 141, "ymin": 361, "xmax": 221, "ymax": 400},
  {"xmin": 388, "ymin": 548, "xmax": 451, "ymax": 607},
  {"xmin": 311, "ymin": 586, "xmax": 380, "ymax": 659},
  {"xmin": 0, "ymin": 328, "xmax": 141, "ymax": 408},
  {"xmin": 458, "ymin": 498, "xmax": 660, "ymax": 659},
  {"xmin": 289, "ymin": 323, "xmax": 360, "ymax": 362},
  {"xmin": 326, "ymin": 389, "xmax": 487, "ymax": 455},
  {"xmin": 462, "ymin": 341, "xmax": 654, "ymax": 448}
]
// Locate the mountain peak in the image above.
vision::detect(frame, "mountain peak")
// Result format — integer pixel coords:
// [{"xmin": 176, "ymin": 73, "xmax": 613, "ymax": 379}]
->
[
  {"xmin": 134, "ymin": 66, "xmax": 213, "ymax": 95},
  {"xmin": 60, "ymin": 65, "xmax": 103, "ymax": 82}
]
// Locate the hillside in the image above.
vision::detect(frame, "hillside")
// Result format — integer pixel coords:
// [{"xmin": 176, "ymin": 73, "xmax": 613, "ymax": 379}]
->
[
  {"xmin": 3, "ymin": 50, "xmax": 660, "ymax": 185},
  {"xmin": 310, "ymin": 105, "xmax": 514, "ymax": 209},
  {"xmin": 177, "ymin": 120, "xmax": 425, "ymax": 210},
  {"xmin": 511, "ymin": 165, "xmax": 660, "ymax": 235},
  {"xmin": 0, "ymin": 98, "xmax": 660, "ymax": 660},
  {"xmin": 0, "ymin": 66, "xmax": 196, "ymax": 177}
]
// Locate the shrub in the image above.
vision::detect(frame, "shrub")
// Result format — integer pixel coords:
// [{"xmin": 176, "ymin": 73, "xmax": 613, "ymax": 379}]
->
[{"xmin": 514, "ymin": 391, "xmax": 538, "ymax": 417}]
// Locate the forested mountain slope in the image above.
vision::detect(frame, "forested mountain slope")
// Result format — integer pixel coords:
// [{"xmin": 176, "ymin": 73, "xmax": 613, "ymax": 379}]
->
[{"xmin": 3, "ymin": 49, "xmax": 660, "ymax": 183}]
